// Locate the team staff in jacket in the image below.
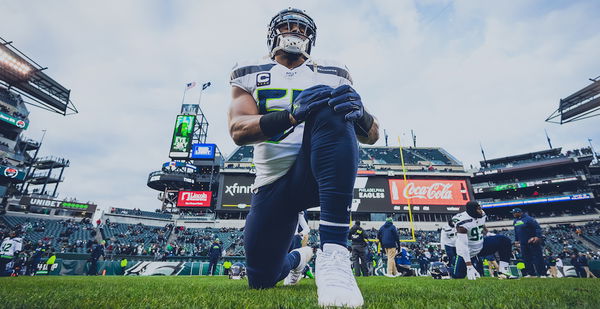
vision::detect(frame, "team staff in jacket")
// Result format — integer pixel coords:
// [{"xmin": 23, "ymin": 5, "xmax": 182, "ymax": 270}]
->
[
  {"xmin": 378, "ymin": 217, "xmax": 400, "ymax": 277},
  {"xmin": 87, "ymin": 240, "xmax": 105, "ymax": 276},
  {"xmin": 208, "ymin": 239, "xmax": 222, "ymax": 276},
  {"xmin": 348, "ymin": 221, "xmax": 369, "ymax": 276},
  {"xmin": 512, "ymin": 208, "xmax": 546, "ymax": 277}
]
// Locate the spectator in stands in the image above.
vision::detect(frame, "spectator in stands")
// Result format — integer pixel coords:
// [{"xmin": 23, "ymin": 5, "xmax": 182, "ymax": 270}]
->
[
  {"xmin": 348, "ymin": 221, "xmax": 369, "ymax": 277},
  {"xmin": 378, "ymin": 217, "xmax": 400, "ymax": 277},
  {"xmin": 208, "ymin": 239, "xmax": 222, "ymax": 276},
  {"xmin": 512, "ymin": 208, "xmax": 546, "ymax": 277}
]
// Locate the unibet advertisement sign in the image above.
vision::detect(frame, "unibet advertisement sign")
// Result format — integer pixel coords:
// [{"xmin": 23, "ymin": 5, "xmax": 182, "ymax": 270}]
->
[{"xmin": 169, "ymin": 115, "xmax": 195, "ymax": 158}]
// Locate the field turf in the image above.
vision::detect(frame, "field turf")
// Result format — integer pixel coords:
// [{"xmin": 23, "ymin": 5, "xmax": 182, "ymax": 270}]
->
[{"xmin": 0, "ymin": 276, "xmax": 598, "ymax": 308}]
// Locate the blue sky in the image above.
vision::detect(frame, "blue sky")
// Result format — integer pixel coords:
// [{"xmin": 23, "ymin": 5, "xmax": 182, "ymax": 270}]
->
[{"xmin": 1, "ymin": 0, "xmax": 599, "ymax": 211}]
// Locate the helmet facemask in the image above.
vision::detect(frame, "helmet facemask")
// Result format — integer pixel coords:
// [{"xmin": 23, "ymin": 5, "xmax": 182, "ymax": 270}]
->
[{"xmin": 268, "ymin": 8, "xmax": 317, "ymax": 59}]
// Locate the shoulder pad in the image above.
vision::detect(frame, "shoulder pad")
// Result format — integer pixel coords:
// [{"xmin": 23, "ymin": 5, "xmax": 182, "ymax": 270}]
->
[
  {"xmin": 230, "ymin": 59, "xmax": 276, "ymax": 80},
  {"xmin": 306, "ymin": 58, "xmax": 352, "ymax": 83}
]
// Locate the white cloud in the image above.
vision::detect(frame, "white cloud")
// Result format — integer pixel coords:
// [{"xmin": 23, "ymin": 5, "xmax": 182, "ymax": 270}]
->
[{"xmin": 1, "ymin": 0, "xmax": 599, "ymax": 210}]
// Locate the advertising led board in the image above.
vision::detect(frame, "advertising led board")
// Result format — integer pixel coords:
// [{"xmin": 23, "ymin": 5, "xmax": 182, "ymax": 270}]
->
[
  {"xmin": 388, "ymin": 179, "xmax": 470, "ymax": 206},
  {"xmin": 169, "ymin": 115, "xmax": 195, "ymax": 158},
  {"xmin": 480, "ymin": 193, "xmax": 594, "ymax": 209},
  {"xmin": 219, "ymin": 174, "xmax": 469, "ymax": 213},
  {"xmin": 177, "ymin": 191, "xmax": 212, "ymax": 207},
  {"xmin": 190, "ymin": 143, "xmax": 216, "ymax": 159}
]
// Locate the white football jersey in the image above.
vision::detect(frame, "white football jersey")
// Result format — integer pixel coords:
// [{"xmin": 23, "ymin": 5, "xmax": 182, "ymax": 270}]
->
[
  {"xmin": 230, "ymin": 58, "xmax": 353, "ymax": 189},
  {"xmin": 0, "ymin": 237, "xmax": 23, "ymax": 257},
  {"xmin": 452, "ymin": 211, "xmax": 486, "ymax": 256},
  {"xmin": 440, "ymin": 224, "xmax": 456, "ymax": 248}
]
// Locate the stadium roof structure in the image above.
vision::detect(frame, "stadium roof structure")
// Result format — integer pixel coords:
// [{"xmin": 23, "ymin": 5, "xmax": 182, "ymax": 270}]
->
[
  {"xmin": 0, "ymin": 36, "xmax": 78, "ymax": 115},
  {"xmin": 481, "ymin": 148, "xmax": 562, "ymax": 167},
  {"xmin": 546, "ymin": 76, "xmax": 600, "ymax": 124}
]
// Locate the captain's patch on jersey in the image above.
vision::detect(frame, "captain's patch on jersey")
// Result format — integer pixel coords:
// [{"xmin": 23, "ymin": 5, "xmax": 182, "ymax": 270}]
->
[{"xmin": 256, "ymin": 73, "xmax": 271, "ymax": 87}]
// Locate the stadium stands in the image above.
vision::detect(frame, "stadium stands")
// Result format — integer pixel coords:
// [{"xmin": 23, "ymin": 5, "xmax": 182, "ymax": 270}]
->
[
  {"xmin": 0, "ymin": 215, "xmax": 95, "ymax": 253},
  {"xmin": 110, "ymin": 207, "xmax": 172, "ymax": 220},
  {"xmin": 227, "ymin": 146, "xmax": 254, "ymax": 163},
  {"xmin": 226, "ymin": 145, "xmax": 462, "ymax": 170}
]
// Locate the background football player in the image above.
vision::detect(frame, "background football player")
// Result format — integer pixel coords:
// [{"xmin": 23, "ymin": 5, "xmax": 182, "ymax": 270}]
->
[
  {"xmin": 228, "ymin": 7, "xmax": 379, "ymax": 307},
  {"xmin": 451, "ymin": 201, "xmax": 518, "ymax": 280}
]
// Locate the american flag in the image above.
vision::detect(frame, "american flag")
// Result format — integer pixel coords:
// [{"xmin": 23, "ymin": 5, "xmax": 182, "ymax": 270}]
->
[{"xmin": 186, "ymin": 82, "xmax": 197, "ymax": 90}]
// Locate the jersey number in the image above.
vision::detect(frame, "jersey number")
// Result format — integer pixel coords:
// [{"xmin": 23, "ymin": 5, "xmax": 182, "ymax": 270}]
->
[
  {"xmin": 256, "ymin": 88, "xmax": 303, "ymax": 143},
  {"xmin": 1, "ymin": 243, "xmax": 12, "ymax": 251},
  {"xmin": 469, "ymin": 226, "xmax": 484, "ymax": 241}
]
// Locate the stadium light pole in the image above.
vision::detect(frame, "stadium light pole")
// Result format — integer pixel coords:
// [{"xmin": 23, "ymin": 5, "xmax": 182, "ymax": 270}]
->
[
  {"xmin": 589, "ymin": 138, "xmax": 598, "ymax": 164},
  {"xmin": 21, "ymin": 129, "xmax": 46, "ymax": 195}
]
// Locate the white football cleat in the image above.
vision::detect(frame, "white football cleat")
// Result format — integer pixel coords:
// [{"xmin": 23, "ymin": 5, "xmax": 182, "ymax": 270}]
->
[
  {"xmin": 284, "ymin": 246, "xmax": 314, "ymax": 286},
  {"xmin": 498, "ymin": 272, "xmax": 519, "ymax": 279},
  {"xmin": 316, "ymin": 244, "xmax": 364, "ymax": 308}
]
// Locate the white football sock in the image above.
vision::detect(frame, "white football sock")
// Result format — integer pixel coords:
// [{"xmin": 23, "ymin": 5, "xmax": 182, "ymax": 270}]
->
[
  {"xmin": 323, "ymin": 243, "xmax": 346, "ymax": 253},
  {"xmin": 499, "ymin": 261, "xmax": 509, "ymax": 273}
]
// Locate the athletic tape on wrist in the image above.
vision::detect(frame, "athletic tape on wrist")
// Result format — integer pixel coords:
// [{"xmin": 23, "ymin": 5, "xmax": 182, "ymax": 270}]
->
[
  {"xmin": 259, "ymin": 111, "xmax": 293, "ymax": 137},
  {"xmin": 354, "ymin": 110, "xmax": 374, "ymax": 137}
]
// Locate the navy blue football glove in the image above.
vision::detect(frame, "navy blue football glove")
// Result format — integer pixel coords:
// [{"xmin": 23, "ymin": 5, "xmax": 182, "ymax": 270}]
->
[
  {"xmin": 290, "ymin": 84, "xmax": 332, "ymax": 124},
  {"xmin": 328, "ymin": 84, "xmax": 364, "ymax": 121},
  {"xmin": 328, "ymin": 85, "xmax": 374, "ymax": 137}
]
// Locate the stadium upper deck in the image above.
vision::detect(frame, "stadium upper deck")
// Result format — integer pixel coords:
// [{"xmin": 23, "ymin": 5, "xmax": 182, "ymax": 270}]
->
[
  {"xmin": 224, "ymin": 145, "xmax": 465, "ymax": 173},
  {"xmin": 472, "ymin": 147, "xmax": 600, "ymax": 222}
]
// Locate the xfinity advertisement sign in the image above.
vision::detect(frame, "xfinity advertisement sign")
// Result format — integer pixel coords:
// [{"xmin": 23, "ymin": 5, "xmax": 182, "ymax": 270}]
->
[{"xmin": 219, "ymin": 174, "xmax": 254, "ymax": 210}]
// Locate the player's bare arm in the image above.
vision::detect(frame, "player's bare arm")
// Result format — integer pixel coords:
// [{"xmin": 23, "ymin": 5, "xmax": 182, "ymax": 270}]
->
[
  {"xmin": 357, "ymin": 116, "xmax": 379, "ymax": 145},
  {"xmin": 228, "ymin": 86, "xmax": 295, "ymax": 145}
]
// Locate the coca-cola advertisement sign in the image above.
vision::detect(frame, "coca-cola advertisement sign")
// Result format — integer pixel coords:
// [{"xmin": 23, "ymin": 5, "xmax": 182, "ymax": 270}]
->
[
  {"xmin": 177, "ymin": 191, "xmax": 212, "ymax": 207},
  {"xmin": 388, "ymin": 179, "xmax": 470, "ymax": 206}
]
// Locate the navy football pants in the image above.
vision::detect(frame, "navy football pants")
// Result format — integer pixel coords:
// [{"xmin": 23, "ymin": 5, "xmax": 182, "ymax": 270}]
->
[
  {"xmin": 521, "ymin": 243, "xmax": 546, "ymax": 276},
  {"xmin": 451, "ymin": 235, "xmax": 512, "ymax": 279},
  {"xmin": 445, "ymin": 245, "xmax": 456, "ymax": 268},
  {"xmin": 244, "ymin": 106, "xmax": 359, "ymax": 289}
]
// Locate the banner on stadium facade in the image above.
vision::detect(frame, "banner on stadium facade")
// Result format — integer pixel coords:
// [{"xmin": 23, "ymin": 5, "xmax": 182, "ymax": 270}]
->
[
  {"xmin": 0, "ymin": 111, "xmax": 28, "ymax": 129},
  {"xmin": 388, "ymin": 179, "xmax": 470, "ymax": 206},
  {"xmin": 19, "ymin": 196, "xmax": 97, "ymax": 213},
  {"xmin": 169, "ymin": 115, "xmax": 196, "ymax": 158},
  {"xmin": 177, "ymin": 191, "xmax": 212, "ymax": 207},
  {"xmin": 0, "ymin": 165, "xmax": 26, "ymax": 180}
]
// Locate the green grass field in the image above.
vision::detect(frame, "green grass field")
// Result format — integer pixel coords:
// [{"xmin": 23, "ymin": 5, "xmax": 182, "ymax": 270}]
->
[{"xmin": 0, "ymin": 276, "xmax": 598, "ymax": 308}]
